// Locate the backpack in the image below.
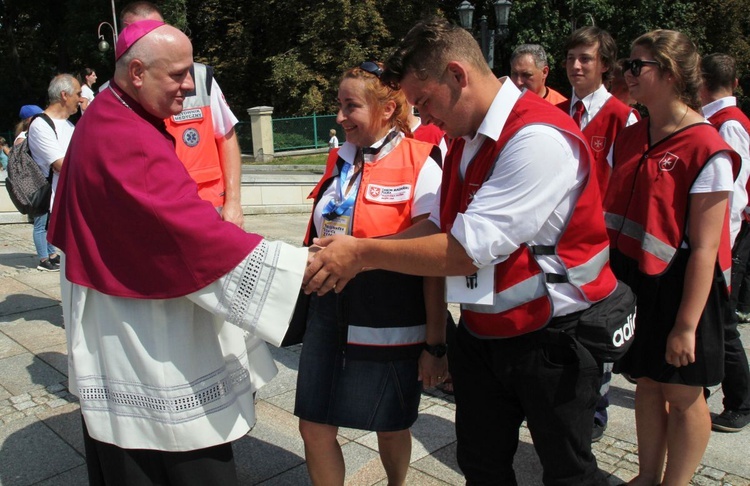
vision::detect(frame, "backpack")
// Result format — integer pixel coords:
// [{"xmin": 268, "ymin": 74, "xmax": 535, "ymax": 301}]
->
[{"xmin": 5, "ymin": 114, "xmax": 56, "ymax": 217}]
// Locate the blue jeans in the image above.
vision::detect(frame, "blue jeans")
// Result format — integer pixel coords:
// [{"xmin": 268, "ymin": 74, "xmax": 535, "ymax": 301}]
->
[{"xmin": 33, "ymin": 212, "xmax": 57, "ymax": 261}]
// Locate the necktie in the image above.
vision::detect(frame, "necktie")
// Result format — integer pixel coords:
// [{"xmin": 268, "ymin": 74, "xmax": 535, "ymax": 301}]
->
[{"xmin": 572, "ymin": 100, "xmax": 585, "ymax": 128}]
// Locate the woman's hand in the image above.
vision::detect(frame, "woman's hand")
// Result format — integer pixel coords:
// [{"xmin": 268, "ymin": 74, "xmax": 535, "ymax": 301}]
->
[
  {"xmin": 665, "ymin": 326, "xmax": 696, "ymax": 367},
  {"xmin": 418, "ymin": 351, "xmax": 449, "ymax": 388}
]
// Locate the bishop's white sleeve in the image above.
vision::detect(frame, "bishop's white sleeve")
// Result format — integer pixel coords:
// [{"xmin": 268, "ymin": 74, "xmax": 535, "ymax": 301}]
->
[{"xmin": 187, "ymin": 239, "xmax": 308, "ymax": 347}]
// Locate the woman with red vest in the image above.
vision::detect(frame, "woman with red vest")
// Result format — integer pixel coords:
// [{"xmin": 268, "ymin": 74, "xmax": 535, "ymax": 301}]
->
[
  {"xmin": 294, "ymin": 62, "xmax": 445, "ymax": 485},
  {"xmin": 603, "ymin": 30, "xmax": 740, "ymax": 485}
]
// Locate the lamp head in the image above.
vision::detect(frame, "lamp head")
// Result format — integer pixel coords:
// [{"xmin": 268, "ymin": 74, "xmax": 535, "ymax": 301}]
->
[{"xmin": 457, "ymin": 1, "xmax": 475, "ymax": 30}]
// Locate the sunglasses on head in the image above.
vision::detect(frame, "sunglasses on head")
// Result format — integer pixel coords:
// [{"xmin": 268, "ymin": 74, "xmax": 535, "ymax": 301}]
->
[
  {"xmin": 621, "ymin": 59, "xmax": 660, "ymax": 77},
  {"xmin": 359, "ymin": 61, "xmax": 383, "ymax": 78}
]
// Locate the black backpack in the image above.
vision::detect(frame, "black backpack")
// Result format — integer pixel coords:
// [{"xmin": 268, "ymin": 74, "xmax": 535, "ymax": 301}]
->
[{"xmin": 5, "ymin": 114, "xmax": 56, "ymax": 217}]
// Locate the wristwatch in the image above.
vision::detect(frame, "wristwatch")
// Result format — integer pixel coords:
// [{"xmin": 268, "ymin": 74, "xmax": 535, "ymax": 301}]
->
[{"xmin": 423, "ymin": 343, "xmax": 448, "ymax": 358}]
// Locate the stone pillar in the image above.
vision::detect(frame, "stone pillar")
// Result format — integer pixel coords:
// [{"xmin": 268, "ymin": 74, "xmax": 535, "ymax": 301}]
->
[{"xmin": 247, "ymin": 106, "xmax": 274, "ymax": 163}]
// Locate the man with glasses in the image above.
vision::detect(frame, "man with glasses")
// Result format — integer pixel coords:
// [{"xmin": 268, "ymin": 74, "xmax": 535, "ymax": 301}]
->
[
  {"xmin": 700, "ymin": 53, "xmax": 750, "ymax": 433},
  {"xmin": 120, "ymin": 1, "xmax": 244, "ymax": 228},
  {"xmin": 304, "ymin": 17, "xmax": 617, "ymax": 485}
]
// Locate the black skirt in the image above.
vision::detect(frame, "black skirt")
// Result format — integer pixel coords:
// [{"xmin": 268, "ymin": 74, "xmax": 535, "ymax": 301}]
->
[{"xmin": 610, "ymin": 248, "xmax": 726, "ymax": 386}]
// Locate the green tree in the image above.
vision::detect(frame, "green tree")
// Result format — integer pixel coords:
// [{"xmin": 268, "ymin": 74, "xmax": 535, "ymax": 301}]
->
[{"xmin": 3, "ymin": 0, "xmax": 750, "ymax": 131}]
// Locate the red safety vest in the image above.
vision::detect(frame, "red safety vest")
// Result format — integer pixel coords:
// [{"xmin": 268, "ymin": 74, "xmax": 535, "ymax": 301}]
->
[
  {"xmin": 413, "ymin": 123, "xmax": 445, "ymax": 148},
  {"xmin": 708, "ymin": 106, "xmax": 750, "ymax": 200},
  {"xmin": 558, "ymin": 96, "xmax": 637, "ymax": 195},
  {"xmin": 165, "ymin": 63, "xmax": 225, "ymax": 207},
  {"xmin": 441, "ymin": 92, "xmax": 617, "ymax": 338},
  {"xmin": 603, "ymin": 121, "xmax": 740, "ymax": 287}
]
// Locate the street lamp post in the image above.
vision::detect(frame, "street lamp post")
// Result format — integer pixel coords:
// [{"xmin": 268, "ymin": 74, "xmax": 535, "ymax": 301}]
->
[
  {"xmin": 569, "ymin": 0, "xmax": 595, "ymax": 32},
  {"xmin": 97, "ymin": 22, "xmax": 117, "ymax": 52},
  {"xmin": 457, "ymin": 0, "xmax": 512, "ymax": 71},
  {"xmin": 96, "ymin": 0, "xmax": 119, "ymax": 54}
]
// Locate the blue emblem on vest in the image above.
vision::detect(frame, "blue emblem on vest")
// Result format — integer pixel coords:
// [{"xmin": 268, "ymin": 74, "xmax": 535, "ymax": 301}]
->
[{"xmin": 182, "ymin": 128, "xmax": 200, "ymax": 147}]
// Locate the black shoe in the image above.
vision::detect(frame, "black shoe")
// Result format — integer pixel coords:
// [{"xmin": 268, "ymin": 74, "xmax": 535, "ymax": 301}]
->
[
  {"xmin": 592, "ymin": 422, "xmax": 606, "ymax": 442},
  {"xmin": 712, "ymin": 409, "xmax": 750, "ymax": 432},
  {"xmin": 37, "ymin": 259, "xmax": 60, "ymax": 272},
  {"xmin": 49, "ymin": 254, "xmax": 60, "ymax": 265}
]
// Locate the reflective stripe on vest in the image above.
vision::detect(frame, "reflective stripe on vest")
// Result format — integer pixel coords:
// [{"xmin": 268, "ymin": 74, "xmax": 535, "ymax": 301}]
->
[
  {"xmin": 348, "ymin": 324, "xmax": 426, "ymax": 346},
  {"xmin": 463, "ymin": 272, "xmax": 546, "ymax": 314},
  {"xmin": 566, "ymin": 245, "xmax": 610, "ymax": 288},
  {"xmin": 604, "ymin": 212, "xmax": 677, "ymax": 269}
]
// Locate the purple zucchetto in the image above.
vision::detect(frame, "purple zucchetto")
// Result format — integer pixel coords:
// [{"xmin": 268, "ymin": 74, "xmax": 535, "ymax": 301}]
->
[{"xmin": 115, "ymin": 20, "xmax": 165, "ymax": 61}]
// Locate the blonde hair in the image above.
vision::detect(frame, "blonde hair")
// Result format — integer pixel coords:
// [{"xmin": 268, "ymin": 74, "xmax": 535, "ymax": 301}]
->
[{"xmin": 341, "ymin": 62, "xmax": 412, "ymax": 137}]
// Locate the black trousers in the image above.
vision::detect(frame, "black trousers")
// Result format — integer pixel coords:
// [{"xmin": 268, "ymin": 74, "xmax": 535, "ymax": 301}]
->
[
  {"xmin": 82, "ymin": 416, "xmax": 238, "ymax": 486},
  {"xmin": 451, "ymin": 314, "xmax": 606, "ymax": 486},
  {"xmin": 723, "ymin": 221, "xmax": 750, "ymax": 413}
]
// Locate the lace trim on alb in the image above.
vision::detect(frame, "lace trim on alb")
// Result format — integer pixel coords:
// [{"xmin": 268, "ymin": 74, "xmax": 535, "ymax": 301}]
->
[
  {"xmin": 220, "ymin": 240, "xmax": 283, "ymax": 335},
  {"xmin": 77, "ymin": 357, "xmax": 251, "ymax": 423}
]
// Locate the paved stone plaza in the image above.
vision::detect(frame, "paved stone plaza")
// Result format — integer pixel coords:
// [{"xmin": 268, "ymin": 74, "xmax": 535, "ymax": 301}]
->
[{"xmin": 1, "ymin": 214, "xmax": 748, "ymax": 485}]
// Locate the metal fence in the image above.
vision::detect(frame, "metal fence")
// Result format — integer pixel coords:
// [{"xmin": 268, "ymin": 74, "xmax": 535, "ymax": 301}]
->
[
  {"xmin": 4, "ymin": 114, "xmax": 341, "ymax": 157},
  {"xmin": 235, "ymin": 114, "xmax": 340, "ymax": 154}
]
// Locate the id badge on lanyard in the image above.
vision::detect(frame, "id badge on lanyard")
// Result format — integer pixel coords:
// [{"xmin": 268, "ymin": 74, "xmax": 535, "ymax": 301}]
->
[{"xmin": 321, "ymin": 161, "xmax": 361, "ymax": 236}]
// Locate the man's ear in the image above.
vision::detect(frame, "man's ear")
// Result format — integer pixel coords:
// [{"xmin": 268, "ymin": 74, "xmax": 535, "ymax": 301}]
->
[
  {"xmin": 130, "ymin": 59, "xmax": 146, "ymax": 88},
  {"xmin": 542, "ymin": 65, "xmax": 550, "ymax": 81},
  {"xmin": 446, "ymin": 61, "xmax": 469, "ymax": 88}
]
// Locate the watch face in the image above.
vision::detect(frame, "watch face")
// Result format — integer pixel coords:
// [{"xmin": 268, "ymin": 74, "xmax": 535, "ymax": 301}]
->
[{"xmin": 426, "ymin": 344, "xmax": 447, "ymax": 357}]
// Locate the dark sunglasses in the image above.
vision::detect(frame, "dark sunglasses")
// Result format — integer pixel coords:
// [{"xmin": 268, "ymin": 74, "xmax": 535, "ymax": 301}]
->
[
  {"xmin": 359, "ymin": 61, "xmax": 383, "ymax": 78},
  {"xmin": 621, "ymin": 59, "xmax": 660, "ymax": 77}
]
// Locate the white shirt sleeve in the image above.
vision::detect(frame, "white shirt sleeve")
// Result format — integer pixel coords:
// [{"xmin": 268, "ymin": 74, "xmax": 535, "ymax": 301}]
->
[
  {"xmin": 81, "ymin": 85, "xmax": 95, "ymax": 103},
  {"xmin": 411, "ymin": 156, "xmax": 442, "ymax": 218},
  {"xmin": 28, "ymin": 118, "xmax": 64, "ymax": 176},
  {"xmin": 450, "ymin": 125, "xmax": 583, "ymax": 266},
  {"xmin": 690, "ymin": 152, "xmax": 735, "ymax": 194},
  {"xmin": 209, "ymin": 78, "xmax": 239, "ymax": 138}
]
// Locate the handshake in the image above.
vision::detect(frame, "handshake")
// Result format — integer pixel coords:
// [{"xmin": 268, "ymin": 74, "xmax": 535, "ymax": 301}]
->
[{"xmin": 302, "ymin": 234, "xmax": 362, "ymax": 295}]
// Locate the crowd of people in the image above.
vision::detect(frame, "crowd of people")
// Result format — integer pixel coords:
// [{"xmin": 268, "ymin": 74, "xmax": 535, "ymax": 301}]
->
[{"xmin": 6, "ymin": 2, "xmax": 750, "ymax": 484}]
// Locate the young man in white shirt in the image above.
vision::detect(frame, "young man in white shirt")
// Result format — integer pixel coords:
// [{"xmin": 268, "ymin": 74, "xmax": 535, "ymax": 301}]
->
[
  {"xmin": 559, "ymin": 27, "xmax": 640, "ymax": 441},
  {"xmin": 700, "ymin": 52, "xmax": 750, "ymax": 433},
  {"xmin": 305, "ymin": 18, "xmax": 617, "ymax": 485}
]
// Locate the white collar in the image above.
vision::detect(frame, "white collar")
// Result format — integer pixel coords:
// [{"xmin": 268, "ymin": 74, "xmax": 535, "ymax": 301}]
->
[
  {"xmin": 702, "ymin": 96, "xmax": 737, "ymax": 119},
  {"xmin": 466, "ymin": 80, "xmax": 522, "ymax": 143}
]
